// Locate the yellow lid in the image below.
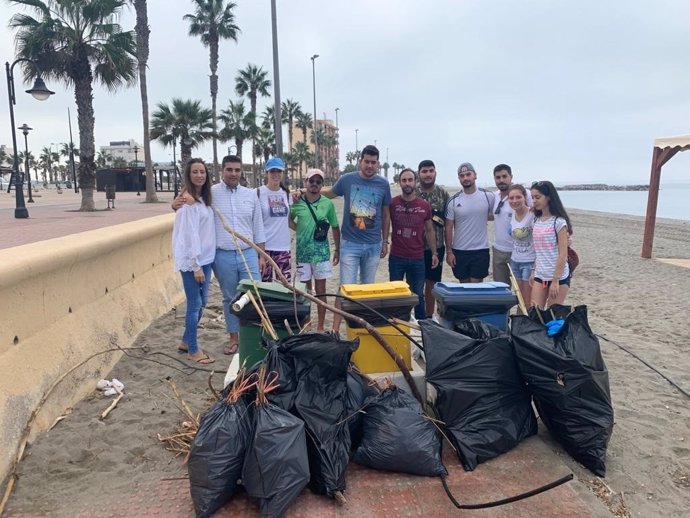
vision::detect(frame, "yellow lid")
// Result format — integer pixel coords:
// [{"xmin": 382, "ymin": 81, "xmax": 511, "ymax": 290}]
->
[{"xmin": 340, "ymin": 281, "xmax": 411, "ymax": 299}]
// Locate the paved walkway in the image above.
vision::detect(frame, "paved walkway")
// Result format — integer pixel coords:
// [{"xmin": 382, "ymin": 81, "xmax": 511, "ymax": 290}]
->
[{"xmin": 1, "ymin": 186, "xmax": 609, "ymax": 517}]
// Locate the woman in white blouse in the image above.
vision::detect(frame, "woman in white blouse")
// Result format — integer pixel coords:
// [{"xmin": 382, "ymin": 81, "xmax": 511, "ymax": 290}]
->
[{"xmin": 172, "ymin": 159, "xmax": 216, "ymax": 363}]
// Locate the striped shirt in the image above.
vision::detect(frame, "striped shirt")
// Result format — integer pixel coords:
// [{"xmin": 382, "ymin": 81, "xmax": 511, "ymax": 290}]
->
[{"xmin": 212, "ymin": 182, "xmax": 266, "ymax": 250}]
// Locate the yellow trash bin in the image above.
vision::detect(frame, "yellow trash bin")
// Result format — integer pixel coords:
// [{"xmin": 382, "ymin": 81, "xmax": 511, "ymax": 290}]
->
[{"xmin": 340, "ymin": 282, "xmax": 418, "ymax": 373}]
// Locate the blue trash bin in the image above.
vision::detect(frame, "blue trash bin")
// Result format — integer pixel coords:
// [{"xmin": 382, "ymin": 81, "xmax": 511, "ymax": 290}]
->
[{"xmin": 432, "ymin": 282, "xmax": 518, "ymax": 331}]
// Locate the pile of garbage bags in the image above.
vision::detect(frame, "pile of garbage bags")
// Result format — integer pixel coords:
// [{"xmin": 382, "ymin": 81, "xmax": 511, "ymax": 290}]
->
[{"xmin": 187, "ymin": 332, "xmax": 446, "ymax": 517}]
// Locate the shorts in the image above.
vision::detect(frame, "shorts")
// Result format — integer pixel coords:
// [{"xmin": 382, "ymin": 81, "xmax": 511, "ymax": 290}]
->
[
  {"xmin": 534, "ymin": 276, "xmax": 571, "ymax": 287},
  {"xmin": 451, "ymin": 248, "xmax": 490, "ymax": 280},
  {"xmin": 297, "ymin": 260, "xmax": 333, "ymax": 281},
  {"xmin": 511, "ymin": 260, "xmax": 534, "ymax": 282},
  {"xmin": 424, "ymin": 247, "xmax": 445, "ymax": 282}
]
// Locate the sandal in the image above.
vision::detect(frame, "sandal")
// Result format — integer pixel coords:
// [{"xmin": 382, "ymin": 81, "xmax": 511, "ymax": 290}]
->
[
  {"xmin": 189, "ymin": 353, "xmax": 215, "ymax": 364},
  {"xmin": 223, "ymin": 342, "xmax": 239, "ymax": 355}
]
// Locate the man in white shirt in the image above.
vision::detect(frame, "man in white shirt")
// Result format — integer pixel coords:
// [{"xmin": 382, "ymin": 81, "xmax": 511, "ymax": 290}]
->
[
  {"xmin": 445, "ymin": 162, "xmax": 495, "ymax": 282},
  {"xmin": 174, "ymin": 155, "xmax": 266, "ymax": 355}
]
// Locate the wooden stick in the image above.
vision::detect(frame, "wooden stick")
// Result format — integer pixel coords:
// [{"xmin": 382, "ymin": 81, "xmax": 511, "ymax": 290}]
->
[
  {"xmin": 213, "ymin": 209, "xmax": 425, "ymax": 405},
  {"xmin": 283, "ymin": 318, "xmax": 294, "ymax": 335},
  {"xmin": 247, "ymin": 290, "xmax": 278, "ymax": 340},
  {"xmin": 100, "ymin": 388, "xmax": 124, "ymax": 420}
]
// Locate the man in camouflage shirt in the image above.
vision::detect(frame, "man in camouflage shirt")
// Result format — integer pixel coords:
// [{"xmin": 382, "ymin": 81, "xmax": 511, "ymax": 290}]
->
[{"xmin": 415, "ymin": 159, "xmax": 450, "ymax": 317}]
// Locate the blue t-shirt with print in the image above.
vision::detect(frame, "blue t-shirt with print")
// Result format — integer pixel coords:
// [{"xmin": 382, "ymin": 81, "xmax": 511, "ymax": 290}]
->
[{"xmin": 332, "ymin": 172, "xmax": 391, "ymax": 244}]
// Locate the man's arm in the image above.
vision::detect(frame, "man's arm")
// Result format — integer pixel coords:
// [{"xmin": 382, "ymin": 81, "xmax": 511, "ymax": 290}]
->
[
  {"xmin": 380, "ymin": 204, "xmax": 390, "ymax": 258},
  {"xmin": 331, "ymin": 227, "xmax": 341, "ymax": 266},
  {"xmin": 425, "ymin": 219, "xmax": 439, "ymax": 269},
  {"xmin": 445, "ymin": 218, "xmax": 455, "ymax": 267},
  {"xmin": 320, "ymin": 186, "xmax": 337, "ymax": 199}
]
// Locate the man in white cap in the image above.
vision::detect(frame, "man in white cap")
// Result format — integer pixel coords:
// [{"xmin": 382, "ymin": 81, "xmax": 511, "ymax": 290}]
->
[{"xmin": 289, "ymin": 169, "xmax": 340, "ymax": 331}]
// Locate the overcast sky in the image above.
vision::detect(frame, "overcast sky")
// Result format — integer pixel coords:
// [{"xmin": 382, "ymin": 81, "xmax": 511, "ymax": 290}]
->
[{"xmin": 1, "ymin": 0, "xmax": 689, "ymax": 187}]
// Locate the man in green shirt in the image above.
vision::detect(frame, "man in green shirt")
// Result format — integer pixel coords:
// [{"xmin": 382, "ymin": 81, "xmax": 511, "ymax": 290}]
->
[{"xmin": 289, "ymin": 169, "xmax": 341, "ymax": 331}]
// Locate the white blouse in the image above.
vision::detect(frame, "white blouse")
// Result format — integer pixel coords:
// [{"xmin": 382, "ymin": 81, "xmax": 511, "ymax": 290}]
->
[{"xmin": 172, "ymin": 201, "xmax": 216, "ymax": 272}]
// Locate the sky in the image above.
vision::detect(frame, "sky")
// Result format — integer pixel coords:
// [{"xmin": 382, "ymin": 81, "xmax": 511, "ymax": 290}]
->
[{"xmin": 1, "ymin": 0, "xmax": 689, "ymax": 188}]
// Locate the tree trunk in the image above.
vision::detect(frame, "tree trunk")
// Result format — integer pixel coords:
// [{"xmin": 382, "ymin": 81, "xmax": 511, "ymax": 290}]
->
[
  {"xmin": 210, "ymin": 38, "xmax": 219, "ymax": 183},
  {"xmin": 135, "ymin": 0, "xmax": 158, "ymax": 203},
  {"xmin": 180, "ymin": 139, "xmax": 192, "ymax": 182},
  {"xmin": 74, "ymin": 57, "xmax": 96, "ymax": 211}
]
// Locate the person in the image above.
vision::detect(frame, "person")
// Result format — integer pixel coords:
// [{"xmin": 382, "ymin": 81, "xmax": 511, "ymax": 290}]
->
[
  {"xmin": 318, "ymin": 145, "xmax": 391, "ymax": 330},
  {"xmin": 415, "ymin": 159, "xmax": 449, "ymax": 318},
  {"xmin": 172, "ymin": 155, "xmax": 266, "ymax": 355},
  {"xmin": 172, "ymin": 159, "xmax": 216, "ymax": 364},
  {"xmin": 258, "ymin": 157, "xmax": 292, "ymax": 282},
  {"xmin": 507, "ymin": 184, "xmax": 535, "ymax": 306},
  {"xmin": 389, "ymin": 169, "xmax": 438, "ymax": 320},
  {"xmin": 445, "ymin": 162, "xmax": 495, "ymax": 282},
  {"xmin": 289, "ymin": 168, "xmax": 340, "ymax": 331},
  {"xmin": 530, "ymin": 180, "xmax": 572, "ymax": 308}
]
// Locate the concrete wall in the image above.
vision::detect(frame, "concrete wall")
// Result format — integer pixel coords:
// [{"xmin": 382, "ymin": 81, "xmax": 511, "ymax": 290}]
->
[{"xmin": 0, "ymin": 214, "xmax": 183, "ymax": 482}]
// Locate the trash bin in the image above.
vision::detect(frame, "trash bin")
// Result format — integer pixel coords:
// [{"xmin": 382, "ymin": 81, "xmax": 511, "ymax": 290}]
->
[
  {"xmin": 340, "ymin": 281, "xmax": 418, "ymax": 373},
  {"xmin": 231, "ymin": 281, "xmax": 311, "ymax": 368},
  {"xmin": 432, "ymin": 282, "xmax": 518, "ymax": 331}
]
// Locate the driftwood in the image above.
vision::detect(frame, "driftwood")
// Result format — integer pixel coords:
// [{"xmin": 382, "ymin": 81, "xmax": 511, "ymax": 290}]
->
[{"xmin": 213, "ymin": 209, "xmax": 424, "ymax": 405}]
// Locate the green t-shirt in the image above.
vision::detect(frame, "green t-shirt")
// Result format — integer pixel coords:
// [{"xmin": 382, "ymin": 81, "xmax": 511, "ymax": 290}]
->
[
  {"xmin": 416, "ymin": 184, "xmax": 449, "ymax": 250},
  {"xmin": 290, "ymin": 196, "xmax": 339, "ymax": 263}
]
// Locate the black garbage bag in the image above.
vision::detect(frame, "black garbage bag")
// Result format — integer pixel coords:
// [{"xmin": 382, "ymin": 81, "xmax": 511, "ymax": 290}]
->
[
  {"xmin": 242, "ymin": 402, "xmax": 310, "ymax": 518},
  {"xmin": 245, "ymin": 340, "xmax": 298, "ymax": 412},
  {"xmin": 353, "ymin": 385, "xmax": 447, "ymax": 477},
  {"xmin": 344, "ymin": 367, "xmax": 379, "ymax": 451},
  {"xmin": 421, "ymin": 319, "xmax": 537, "ymax": 471},
  {"xmin": 510, "ymin": 305, "xmax": 614, "ymax": 476},
  {"xmin": 187, "ymin": 398, "xmax": 252, "ymax": 518},
  {"xmin": 276, "ymin": 333, "xmax": 358, "ymax": 497}
]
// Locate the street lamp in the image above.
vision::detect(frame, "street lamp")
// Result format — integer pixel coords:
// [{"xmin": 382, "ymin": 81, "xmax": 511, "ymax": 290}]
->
[
  {"xmin": 355, "ymin": 128, "xmax": 359, "ymax": 154},
  {"xmin": 18, "ymin": 123, "xmax": 34, "ymax": 203},
  {"xmin": 133, "ymin": 144, "xmax": 140, "ymax": 196},
  {"xmin": 335, "ymin": 107, "xmax": 339, "ymax": 129},
  {"xmin": 5, "ymin": 58, "xmax": 54, "ymax": 218},
  {"xmin": 227, "ymin": 144, "xmax": 237, "ymax": 156},
  {"xmin": 310, "ymin": 54, "xmax": 319, "ymax": 167},
  {"xmin": 172, "ymin": 134, "xmax": 178, "ymax": 197}
]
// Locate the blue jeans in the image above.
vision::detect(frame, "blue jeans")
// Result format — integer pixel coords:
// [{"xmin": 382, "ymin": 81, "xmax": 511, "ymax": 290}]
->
[
  {"xmin": 212, "ymin": 248, "xmax": 260, "ymax": 334},
  {"xmin": 340, "ymin": 239, "xmax": 382, "ymax": 284},
  {"xmin": 180, "ymin": 263, "xmax": 212, "ymax": 353},
  {"xmin": 389, "ymin": 255, "xmax": 426, "ymax": 320}
]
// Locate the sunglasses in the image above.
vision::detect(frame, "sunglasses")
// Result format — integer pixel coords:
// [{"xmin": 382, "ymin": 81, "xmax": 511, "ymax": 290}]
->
[
  {"xmin": 308, "ymin": 178, "xmax": 323, "ymax": 185},
  {"xmin": 531, "ymin": 181, "xmax": 546, "ymax": 189},
  {"xmin": 494, "ymin": 199, "xmax": 505, "ymax": 215}
]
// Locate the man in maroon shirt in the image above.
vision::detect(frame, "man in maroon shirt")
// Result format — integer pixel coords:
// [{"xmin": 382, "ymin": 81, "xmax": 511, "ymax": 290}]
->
[{"xmin": 389, "ymin": 169, "xmax": 438, "ymax": 319}]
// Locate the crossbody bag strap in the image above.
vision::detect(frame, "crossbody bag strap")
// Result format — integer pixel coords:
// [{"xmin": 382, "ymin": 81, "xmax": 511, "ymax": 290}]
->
[{"xmin": 304, "ymin": 197, "xmax": 320, "ymax": 224}]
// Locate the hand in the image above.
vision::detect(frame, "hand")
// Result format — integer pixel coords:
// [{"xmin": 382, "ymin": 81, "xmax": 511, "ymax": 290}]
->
[
  {"xmin": 171, "ymin": 195, "xmax": 185, "ymax": 211},
  {"xmin": 380, "ymin": 243, "xmax": 389, "ymax": 259},
  {"xmin": 549, "ymin": 281, "xmax": 560, "ymax": 300},
  {"xmin": 259, "ymin": 255, "xmax": 266, "ymax": 274},
  {"xmin": 194, "ymin": 270, "xmax": 205, "ymax": 283},
  {"xmin": 291, "ymin": 189, "xmax": 304, "ymax": 203},
  {"xmin": 431, "ymin": 254, "xmax": 439, "ymax": 269},
  {"xmin": 332, "ymin": 250, "xmax": 340, "ymax": 266},
  {"xmin": 446, "ymin": 250, "xmax": 456, "ymax": 268}
]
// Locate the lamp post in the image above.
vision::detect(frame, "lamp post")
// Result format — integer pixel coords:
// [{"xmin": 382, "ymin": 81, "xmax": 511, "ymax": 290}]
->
[
  {"xmin": 227, "ymin": 144, "xmax": 237, "ymax": 156},
  {"xmin": 134, "ymin": 144, "xmax": 140, "ymax": 196},
  {"xmin": 18, "ymin": 123, "xmax": 34, "ymax": 202},
  {"xmin": 335, "ymin": 107, "xmax": 339, "ymax": 129},
  {"xmin": 310, "ymin": 54, "xmax": 319, "ymax": 168},
  {"xmin": 355, "ymin": 128, "xmax": 359, "ymax": 154},
  {"xmin": 172, "ymin": 135, "xmax": 178, "ymax": 197},
  {"xmin": 5, "ymin": 58, "xmax": 54, "ymax": 218}
]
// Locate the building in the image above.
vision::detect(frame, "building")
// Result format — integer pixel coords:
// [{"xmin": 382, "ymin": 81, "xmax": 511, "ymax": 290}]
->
[
  {"xmin": 289, "ymin": 118, "xmax": 339, "ymax": 183},
  {"xmin": 99, "ymin": 139, "xmax": 145, "ymax": 166}
]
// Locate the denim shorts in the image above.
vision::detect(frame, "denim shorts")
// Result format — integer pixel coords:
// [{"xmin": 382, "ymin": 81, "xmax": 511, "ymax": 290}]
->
[{"xmin": 510, "ymin": 260, "xmax": 534, "ymax": 281}]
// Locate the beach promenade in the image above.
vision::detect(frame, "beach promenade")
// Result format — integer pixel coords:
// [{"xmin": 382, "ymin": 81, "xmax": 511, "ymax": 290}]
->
[{"xmin": 2, "ymin": 185, "xmax": 689, "ymax": 516}]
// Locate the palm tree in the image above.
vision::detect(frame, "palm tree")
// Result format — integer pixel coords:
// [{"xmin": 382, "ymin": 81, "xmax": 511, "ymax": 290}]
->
[
  {"xmin": 260, "ymin": 105, "xmax": 275, "ymax": 129},
  {"xmin": 150, "ymin": 98, "xmax": 214, "ymax": 175},
  {"xmin": 292, "ymin": 141, "xmax": 312, "ymax": 181},
  {"xmin": 112, "ymin": 157, "xmax": 128, "ymax": 167},
  {"xmin": 382, "ymin": 161, "xmax": 390, "ymax": 180},
  {"xmin": 185, "ymin": 0, "xmax": 240, "ymax": 183},
  {"xmin": 235, "ymin": 63, "xmax": 271, "ymax": 172},
  {"xmin": 10, "ymin": 0, "xmax": 137, "ymax": 211},
  {"xmin": 345, "ymin": 151, "xmax": 358, "ymax": 165},
  {"xmin": 280, "ymin": 98, "xmax": 302, "ymax": 153},
  {"xmin": 295, "ymin": 111, "xmax": 312, "ymax": 145},
  {"xmin": 96, "ymin": 150, "xmax": 113, "ymax": 168},
  {"xmin": 254, "ymin": 126, "xmax": 275, "ymax": 164},
  {"xmin": 132, "ymin": 0, "xmax": 157, "ymax": 201},
  {"xmin": 218, "ymin": 99, "xmax": 253, "ymax": 161}
]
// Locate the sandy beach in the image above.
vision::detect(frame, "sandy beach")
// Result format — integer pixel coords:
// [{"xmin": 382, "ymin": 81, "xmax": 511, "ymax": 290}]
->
[{"xmin": 4, "ymin": 197, "xmax": 690, "ymax": 517}]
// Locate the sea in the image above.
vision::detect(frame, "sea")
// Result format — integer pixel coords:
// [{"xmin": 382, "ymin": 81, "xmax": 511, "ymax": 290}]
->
[{"xmin": 558, "ymin": 182, "xmax": 689, "ymax": 221}]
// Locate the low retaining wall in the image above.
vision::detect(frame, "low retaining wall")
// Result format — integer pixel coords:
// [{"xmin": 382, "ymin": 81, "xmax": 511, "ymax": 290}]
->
[{"xmin": 0, "ymin": 213, "xmax": 183, "ymax": 483}]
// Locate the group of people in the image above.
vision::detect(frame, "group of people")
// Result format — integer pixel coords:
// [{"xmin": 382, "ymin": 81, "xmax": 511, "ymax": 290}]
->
[{"xmin": 170, "ymin": 145, "xmax": 573, "ymax": 363}]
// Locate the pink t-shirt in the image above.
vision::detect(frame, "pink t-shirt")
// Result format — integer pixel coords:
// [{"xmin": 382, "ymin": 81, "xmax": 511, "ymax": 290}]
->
[{"xmin": 390, "ymin": 196, "xmax": 431, "ymax": 259}]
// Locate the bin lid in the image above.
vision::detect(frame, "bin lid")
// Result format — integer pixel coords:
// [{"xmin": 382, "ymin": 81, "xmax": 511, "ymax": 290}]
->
[
  {"xmin": 237, "ymin": 279, "xmax": 306, "ymax": 302},
  {"xmin": 340, "ymin": 281, "xmax": 411, "ymax": 299},
  {"xmin": 433, "ymin": 281, "xmax": 511, "ymax": 295}
]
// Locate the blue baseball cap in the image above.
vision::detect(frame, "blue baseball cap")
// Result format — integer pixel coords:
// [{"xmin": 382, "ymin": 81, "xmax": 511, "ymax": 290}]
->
[{"xmin": 265, "ymin": 157, "xmax": 285, "ymax": 171}]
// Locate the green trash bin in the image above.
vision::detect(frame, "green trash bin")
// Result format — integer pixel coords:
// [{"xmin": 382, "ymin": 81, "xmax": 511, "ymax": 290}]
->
[{"xmin": 230, "ymin": 281, "xmax": 311, "ymax": 368}]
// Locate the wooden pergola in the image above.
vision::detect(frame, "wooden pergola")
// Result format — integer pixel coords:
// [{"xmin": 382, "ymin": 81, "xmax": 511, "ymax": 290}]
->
[{"xmin": 641, "ymin": 134, "xmax": 690, "ymax": 258}]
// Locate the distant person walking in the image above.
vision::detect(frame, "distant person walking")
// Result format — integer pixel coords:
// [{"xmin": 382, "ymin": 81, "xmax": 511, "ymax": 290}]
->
[
  {"xmin": 530, "ymin": 181, "xmax": 572, "ymax": 308},
  {"xmin": 172, "ymin": 159, "xmax": 216, "ymax": 364},
  {"xmin": 445, "ymin": 162, "xmax": 495, "ymax": 282},
  {"xmin": 258, "ymin": 157, "xmax": 293, "ymax": 282},
  {"xmin": 389, "ymin": 169, "xmax": 437, "ymax": 320},
  {"xmin": 289, "ymin": 169, "xmax": 340, "ymax": 331},
  {"xmin": 507, "ymin": 184, "xmax": 535, "ymax": 305},
  {"xmin": 415, "ymin": 159, "xmax": 449, "ymax": 317}
]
